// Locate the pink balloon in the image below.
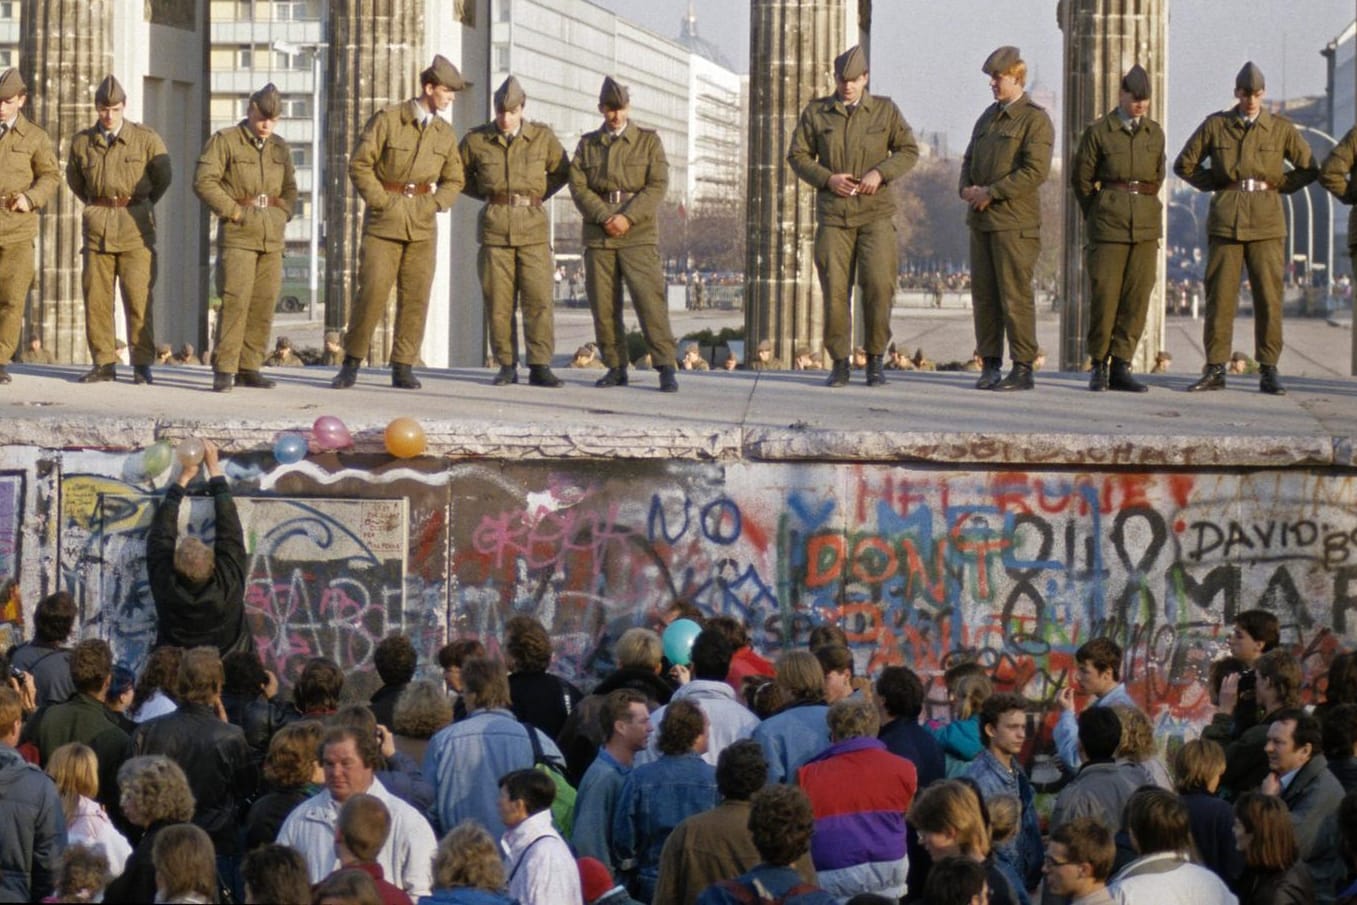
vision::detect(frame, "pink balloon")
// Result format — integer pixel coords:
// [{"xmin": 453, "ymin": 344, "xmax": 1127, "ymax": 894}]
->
[{"xmin": 311, "ymin": 415, "xmax": 353, "ymax": 451}]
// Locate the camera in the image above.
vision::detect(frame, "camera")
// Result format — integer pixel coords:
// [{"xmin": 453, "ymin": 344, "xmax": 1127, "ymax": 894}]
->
[{"xmin": 8, "ymin": 667, "xmax": 23, "ymax": 680}]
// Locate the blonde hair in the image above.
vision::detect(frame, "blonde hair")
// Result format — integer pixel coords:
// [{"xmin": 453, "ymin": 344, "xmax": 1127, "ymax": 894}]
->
[
  {"xmin": 615, "ymin": 628, "xmax": 663, "ymax": 672},
  {"xmin": 117, "ymin": 756, "xmax": 195, "ymax": 826},
  {"xmin": 433, "ymin": 822, "xmax": 505, "ymax": 891},
  {"xmin": 47, "ymin": 742, "xmax": 99, "ymax": 825},
  {"xmin": 954, "ymin": 673, "xmax": 993, "ymax": 720},
  {"xmin": 1002, "ymin": 60, "xmax": 1028, "ymax": 87},
  {"xmin": 988, "ymin": 793, "xmax": 1021, "ymax": 845},
  {"xmin": 908, "ymin": 780, "xmax": 991, "ymax": 857},
  {"xmin": 1174, "ymin": 738, "xmax": 1226, "ymax": 792},
  {"xmin": 392, "ymin": 680, "xmax": 453, "ymax": 739},
  {"xmin": 1112, "ymin": 705, "xmax": 1157, "ymax": 761}
]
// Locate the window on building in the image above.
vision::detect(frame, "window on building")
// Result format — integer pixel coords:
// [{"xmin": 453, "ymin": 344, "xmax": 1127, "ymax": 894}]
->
[
  {"xmin": 0, "ymin": 51, "xmax": 12, "ymax": 68},
  {"xmin": 0, "ymin": 2, "xmax": 16, "ymax": 20},
  {"xmin": 291, "ymin": 146, "xmax": 310, "ymax": 168},
  {"xmin": 284, "ymin": 97, "xmax": 311, "ymax": 118},
  {"xmin": 494, "ymin": 0, "xmax": 511, "ymax": 23},
  {"xmin": 493, "ymin": 43, "xmax": 509, "ymax": 73},
  {"xmin": 239, "ymin": 48, "xmax": 253, "ymax": 68}
]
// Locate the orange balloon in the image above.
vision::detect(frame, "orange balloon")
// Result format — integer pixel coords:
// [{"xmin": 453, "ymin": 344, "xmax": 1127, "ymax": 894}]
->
[{"xmin": 384, "ymin": 417, "xmax": 426, "ymax": 458}]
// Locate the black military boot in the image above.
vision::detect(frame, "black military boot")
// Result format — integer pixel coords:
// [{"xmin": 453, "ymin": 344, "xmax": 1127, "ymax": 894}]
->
[
  {"xmin": 595, "ymin": 367, "xmax": 628, "ymax": 388},
  {"xmin": 825, "ymin": 358, "xmax": 851, "ymax": 388},
  {"xmin": 391, "ymin": 363, "xmax": 421, "ymax": 390},
  {"xmin": 78, "ymin": 363, "xmax": 117, "ymax": 383},
  {"xmin": 865, "ymin": 354, "xmax": 887, "ymax": 387},
  {"xmin": 1089, "ymin": 360, "xmax": 1109, "ymax": 392},
  {"xmin": 331, "ymin": 356, "xmax": 361, "ymax": 389},
  {"xmin": 1186, "ymin": 364, "xmax": 1226, "ymax": 392},
  {"xmin": 212, "ymin": 372, "xmax": 233, "ymax": 393},
  {"xmin": 1259, "ymin": 364, "xmax": 1286, "ymax": 396},
  {"xmin": 1109, "ymin": 358, "xmax": 1148, "ymax": 393},
  {"xmin": 528, "ymin": 365, "xmax": 562, "ymax": 388},
  {"xmin": 133, "ymin": 365, "xmax": 154, "ymax": 385},
  {"xmin": 974, "ymin": 357, "xmax": 1003, "ymax": 390},
  {"xmin": 492, "ymin": 364, "xmax": 518, "ymax": 386},
  {"xmin": 992, "ymin": 361, "xmax": 1034, "ymax": 391},
  {"xmin": 657, "ymin": 365, "xmax": 679, "ymax": 393},
  {"xmin": 235, "ymin": 370, "xmax": 276, "ymax": 389}
]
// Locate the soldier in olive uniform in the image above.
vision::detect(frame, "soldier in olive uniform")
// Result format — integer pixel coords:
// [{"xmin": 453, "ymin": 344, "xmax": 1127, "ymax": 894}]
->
[
  {"xmin": 460, "ymin": 75, "xmax": 570, "ymax": 388},
  {"xmin": 1070, "ymin": 65, "xmax": 1165, "ymax": 393},
  {"xmin": 788, "ymin": 45, "xmax": 919, "ymax": 388},
  {"xmin": 568, "ymin": 76, "xmax": 679, "ymax": 393},
  {"xmin": 1174, "ymin": 62, "xmax": 1318, "ymax": 395},
  {"xmin": 66, "ymin": 75, "xmax": 172, "ymax": 385},
  {"xmin": 1319, "ymin": 123, "xmax": 1357, "ymax": 308},
  {"xmin": 332, "ymin": 54, "xmax": 467, "ymax": 390},
  {"xmin": 194, "ymin": 83, "xmax": 297, "ymax": 393},
  {"xmin": 0, "ymin": 68, "xmax": 58, "ymax": 384},
  {"xmin": 960, "ymin": 46, "xmax": 1054, "ymax": 391}
]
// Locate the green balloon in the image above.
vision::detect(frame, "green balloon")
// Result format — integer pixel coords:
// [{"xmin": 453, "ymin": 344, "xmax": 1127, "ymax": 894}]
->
[{"xmin": 143, "ymin": 441, "xmax": 173, "ymax": 477}]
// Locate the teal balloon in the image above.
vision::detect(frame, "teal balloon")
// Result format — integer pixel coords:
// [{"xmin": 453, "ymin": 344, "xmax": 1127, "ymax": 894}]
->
[
  {"xmin": 273, "ymin": 433, "xmax": 308, "ymax": 464},
  {"xmin": 142, "ymin": 441, "xmax": 173, "ymax": 477},
  {"xmin": 662, "ymin": 618, "xmax": 703, "ymax": 666}
]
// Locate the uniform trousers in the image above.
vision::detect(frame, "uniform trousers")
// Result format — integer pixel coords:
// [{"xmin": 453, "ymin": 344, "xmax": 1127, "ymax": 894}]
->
[
  {"xmin": 344, "ymin": 234, "xmax": 436, "ymax": 366},
  {"xmin": 585, "ymin": 244, "xmax": 676, "ymax": 369},
  {"xmin": 1085, "ymin": 239, "xmax": 1157, "ymax": 361},
  {"xmin": 215, "ymin": 246, "xmax": 282, "ymax": 373},
  {"xmin": 970, "ymin": 228, "xmax": 1040, "ymax": 363},
  {"xmin": 480, "ymin": 242, "xmax": 554, "ymax": 367},
  {"xmin": 84, "ymin": 246, "xmax": 156, "ymax": 366},
  {"xmin": 813, "ymin": 217, "xmax": 897, "ymax": 360},
  {"xmin": 1203, "ymin": 235, "xmax": 1285, "ymax": 366}
]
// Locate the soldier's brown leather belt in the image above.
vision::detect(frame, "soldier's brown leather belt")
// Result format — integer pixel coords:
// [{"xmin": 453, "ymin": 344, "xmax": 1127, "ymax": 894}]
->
[
  {"xmin": 488, "ymin": 193, "xmax": 543, "ymax": 208},
  {"xmin": 605, "ymin": 190, "xmax": 635, "ymax": 204},
  {"xmin": 1103, "ymin": 180, "xmax": 1160, "ymax": 195},
  {"xmin": 382, "ymin": 181, "xmax": 435, "ymax": 196},
  {"xmin": 235, "ymin": 194, "xmax": 287, "ymax": 210},
  {"xmin": 1226, "ymin": 178, "xmax": 1274, "ymax": 192},
  {"xmin": 91, "ymin": 196, "xmax": 133, "ymax": 208}
]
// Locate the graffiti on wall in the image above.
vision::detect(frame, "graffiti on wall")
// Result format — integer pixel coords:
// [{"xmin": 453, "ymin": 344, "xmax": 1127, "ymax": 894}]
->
[{"xmin": 0, "ymin": 471, "xmax": 23, "ymax": 648}]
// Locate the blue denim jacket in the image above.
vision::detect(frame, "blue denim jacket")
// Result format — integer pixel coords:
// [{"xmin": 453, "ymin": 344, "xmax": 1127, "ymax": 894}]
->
[
  {"xmin": 612, "ymin": 752, "xmax": 719, "ymax": 902},
  {"xmin": 965, "ymin": 749, "xmax": 1042, "ymax": 891},
  {"xmin": 571, "ymin": 748, "xmax": 630, "ymax": 872},
  {"xmin": 751, "ymin": 702, "xmax": 829, "ymax": 784}
]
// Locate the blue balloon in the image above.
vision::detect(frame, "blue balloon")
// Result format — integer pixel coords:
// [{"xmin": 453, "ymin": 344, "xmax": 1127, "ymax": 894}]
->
[
  {"xmin": 662, "ymin": 618, "xmax": 703, "ymax": 667},
  {"xmin": 273, "ymin": 432, "xmax": 308, "ymax": 464}
]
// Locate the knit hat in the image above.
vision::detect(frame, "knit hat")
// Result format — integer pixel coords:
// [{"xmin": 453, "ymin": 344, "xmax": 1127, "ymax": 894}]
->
[{"xmin": 577, "ymin": 857, "xmax": 614, "ymax": 904}]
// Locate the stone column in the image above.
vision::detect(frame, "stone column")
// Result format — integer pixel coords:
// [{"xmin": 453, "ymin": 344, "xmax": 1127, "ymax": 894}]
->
[
  {"xmin": 744, "ymin": 0, "xmax": 847, "ymax": 365},
  {"xmin": 20, "ymin": 0, "xmax": 114, "ymax": 364},
  {"xmin": 324, "ymin": 0, "xmax": 425, "ymax": 365},
  {"xmin": 1057, "ymin": 0, "xmax": 1168, "ymax": 373}
]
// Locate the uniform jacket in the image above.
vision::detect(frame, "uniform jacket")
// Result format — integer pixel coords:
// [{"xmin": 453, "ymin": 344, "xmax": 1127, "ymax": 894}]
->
[
  {"xmin": 146, "ymin": 477, "xmax": 253, "ymax": 655},
  {"xmin": 572, "ymin": 747, "xmax": 630, "ymax": 872},
  {"xmin": 798, "ymin": 736, "xmax": 917, "ymax": 901},
  {"xmin": 131, "ymin": 701, "xmax": 258, "ymax": 855},
  {"xmin": 1236, "ymin": 863, "xmax": 1313, "ymax": 905},
  {"xmin": 1054, "ymin": 682, "xmax": 1136, "ymax": 771},
  {"xmin": 0, "ymin": 114, "xmax": 60, "ymax": 247},
  {"xmin": 66, "ymin": 120, "xmax": 171, "ymax": 251},
  {"xmin": 1071, "ymin": 110, "xmax": 1165, "ymax": 243},
  {"xmin": 637, "ymin": 680, "xmax": 760, "ymax": 767},
  {"xmin": 695, "ymin": 864, "xmax": 838, "ymax": 905},
  {"xmin": 349, "ymin": 100, "xmax": 465, "ymax": 242},
  {"xmin": 960, "ymin": 93, "xmax": 1054, "ymax": 232},
  {"xmin": 459, "ymin": 119, "xmax": 568, "ymax": 246},
  {"xmin": 652, "ymin": 798, "xmax": 817, "ymax": 905},
  {"xmin": 423, "ymin": 707, "xmax": 563, "ymax": 838},
  {"xmin": 275, "ymin": 776, "xmax": 437, "ymax": 898},
  {"xmin": 751, "ymin": 701, "xmax": 829, "ymax": 785},
  {"xmin": 193, "ymin": 121, "xmax": 297, "ymax": 253},
  {"xmin": 612, "ymin": 752, "xmax": 719, "ymax": 902},
  {"xmin": 1320, "ymin": 124, "xmax": 1357, "ymax": 250},
  {"xmin": 1173, "ymin": 108, "xmax": 1318, "ymax": 241},
  {"xmin": 569, "ymin": 121, "xmax": 667, "ymax": 248},
  {"xmin": 501, "ymin": 809, "xmax": 583, "ymax": 905},
  {"xmin": 0, "ymin": 744, "xmax": 63, "ymax": 902},
  {"xmin": 786, "ymin": 90, "xmax": 919, "ymax": 227}
]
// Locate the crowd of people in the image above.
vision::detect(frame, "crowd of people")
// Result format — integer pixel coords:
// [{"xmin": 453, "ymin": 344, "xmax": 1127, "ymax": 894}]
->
[{"xmin": 3, "ymin": 592, "xmax": 1357, "ymax": 905}]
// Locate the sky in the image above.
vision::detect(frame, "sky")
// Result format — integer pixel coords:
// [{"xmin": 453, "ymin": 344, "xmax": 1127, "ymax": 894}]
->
[{"xmin": 591, "ymin": 0, "xmax": 1355, "ymax": 155}]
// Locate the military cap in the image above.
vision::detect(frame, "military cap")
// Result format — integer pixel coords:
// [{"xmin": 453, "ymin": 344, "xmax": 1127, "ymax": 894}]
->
[
  {"xmin": 834, "ymin": 45, "xmax": 868, "ymax": 81},
  {"xmin": 0, "ymin": 67, "xmax": 26, "ymax": 101},
  {"xmin": 598, "ymin": 76, "xmax": 629, "ymax": 110},
  {"xmin": 421, "ymin": 54, "xmax": 468, "ymax": 91},
  {"xmin": 95, "ymin": 75, "xmax": 126, "ymax": 107},
  {"xmin": 249, "ymin": 82, "xmax": 282, "ymax": 119},
  {"xmin": 982, "ymin": 46, "xmax": 1022, "ymax": 77},
  {"xmin": 494, "ymin": 75, "xmax": 526, "ymax": 112},
  {"xmin": 756, "ymin": 339, "xmax": 773, "ymax": 353},
  {"xmin": 1236, "ymin": 61, "xmax": 1265, "ymax": 93},
  {"xmin": 1121, "ymin": 64, "xmax": 1150, "ymax": 100}
]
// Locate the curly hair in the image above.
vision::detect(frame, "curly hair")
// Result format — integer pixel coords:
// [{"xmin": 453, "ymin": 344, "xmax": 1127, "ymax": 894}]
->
[
  {"xmin": 392, "ymin": 680, "xmax": 453, "ymax": 739},
  {"xmin": 828, "ymin": 697, "xmax": 879, "ymax": 742},
  {"xmin": 54, "ymin": 843, "xmax": 110, "ymax": 903},
  {"xmin": 504, "ymin": 615, "xmax": 553, "ymax": 672},
  {"xmin": 716, "ymin": 738, "xmax": 767, "ymax": 801},
  {"xmin": 373, "ymin": 634, "xmax": 417, "ymax": 686},
  {"xmin": 152, "ymin": 823, "xmax": 217, "ymax": 902},
  {"xmin": 1111, "ymin": 705, "xmax": 1159, "ymax": 762},
  {"xmin": 749, "ymin": 785, "xmax": 815, "ymax": 866},
  {"xmin": 263, "ymin": 720, "xmax": 324, "ymax": 788},
  {"xmin": 657, "ymin": 698, "xmax": 706, "ymax": 755},
  {"xmin": 1256, "ymin": 650, "xmax": 1303, "ymax": 709},
  {"xmin": 433, "ymin": 821, "xmax": 506, "ymax": 891},
  {"xmin": 294, "ymin": 657, "xmax": 344, "ymax": 713},
  {"xmin": 117, "ymin": 755, "xmax": 195, "ymax": 826},
  {"xmin": 876, "ymin": 666, "xmax": 926, "ymax": 720},
  {"xmin": 132, "ymin": 646, "xmax": 181, "ymax": 715},
  {"xmin": 437, "ymin": 638, "xmax": 485, "ymax": 671}
]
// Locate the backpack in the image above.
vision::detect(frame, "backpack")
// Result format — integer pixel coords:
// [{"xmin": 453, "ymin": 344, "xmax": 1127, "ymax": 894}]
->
[
  {"xmin": 712, "ymin": 878, "xmax": 819, "ymax": 904},
  {"xmin": 520, "ymin": 719, "xmax": 577, "ymax": 838}
]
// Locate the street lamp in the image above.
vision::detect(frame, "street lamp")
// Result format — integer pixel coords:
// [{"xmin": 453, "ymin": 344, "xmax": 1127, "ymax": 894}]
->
[{"xmin": 272, "ymin": 39, "xmax": 327, "ymax": 322}]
